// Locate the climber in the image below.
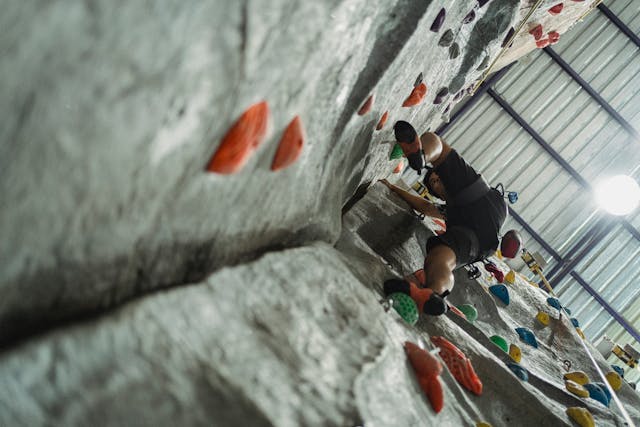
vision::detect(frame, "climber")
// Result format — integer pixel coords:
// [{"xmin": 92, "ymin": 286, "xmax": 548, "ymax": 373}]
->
[{"xmin": 380, "ymin": 120, "xmax": 507, "ymax": 316}]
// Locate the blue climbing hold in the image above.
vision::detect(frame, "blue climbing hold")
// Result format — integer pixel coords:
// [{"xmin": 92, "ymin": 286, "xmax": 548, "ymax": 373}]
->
[
  {"xmin": 489, "ymin": 284, "xmax": 510, "ymax": 305},
  {"xmin": 611, "ymin": 365, "xmax": 625, "ymax": 378},
  {"xmin": 515, "ymin": 327, "xmax": 538, "ymax": 348},
  {"xmin": 547, "ymin": 297, "xmax": 562, "ymax": 310},
  {"xmin": 507, "ymin": 362, "xmax": 529, "ymax": 382},
  {"xmin": 564, "ymin": 307, "xmax": 572, "ymax": 315},
  {"xmin": 594, "ymin": 382, "xmax": 612, "ymax": 403},
  {"xmin": 570, "ymin": 318, "xmax": 580, "ymax": 328},
  {"xmin": 584, "ymin": 383, "xmax": 609, "ymax": 406}
]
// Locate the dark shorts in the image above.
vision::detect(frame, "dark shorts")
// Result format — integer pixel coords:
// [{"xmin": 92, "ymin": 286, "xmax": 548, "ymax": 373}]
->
[{"xmin": 426, "ymin": 226, "xmax": 481, "ymax": 269}]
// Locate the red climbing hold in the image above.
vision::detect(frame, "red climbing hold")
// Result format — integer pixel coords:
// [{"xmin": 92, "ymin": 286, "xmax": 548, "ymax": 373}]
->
[
  {"xmin": 405, "ymin": 342, "xmax": 444, "ymax": 413},
  {"xmin": 548, "ymin": 3, "xmax": 564, "ymax": 15},
  {"xmin": 548, "ymin": 31, "xmax": 560, "ymax": 45},
  {"xmin": 206, "ymin": 101, "xmax": 269, "ymax": 174},
  {"xmin": 433, "ymin": 218, "xmax": 446, "ymax": 231},
  {"xmin": 431, "ymin": 336, "xmax": 483, "ymax": 395},
  {"xmin": 271, "ymin": 116, "xmax": 304, "ymax": 171},
  {"xmin": 536, "ymin": 38, "xmax": 550, "ymax": 48},
  {"xmin": 484, "ymin": 261, "xmax": 504, "ymax": 283},
  {"xmin": 358, "ymin": 95, "xmax": 374, "ymax": 115},
  {"xmin": 393, "ymin": 160, "xmax": 404, "ymax": 174},
  {"xmin": 403, "ymin": 82, "xmax": 428, "ymax": 107},
  {"xmin": 500, "ymin": 229, "xmax": 522, "ymax": 258},
  {"xmin": 448, "ymin": 304, "xmax": 466, "ymax": 319},
  {"xmin": 529, "ymin": 24, "xmax": 543, "ymax": 40},
  {"xmin": 376, "ymin": 111, "xmax": 389, "ymax": 130}
]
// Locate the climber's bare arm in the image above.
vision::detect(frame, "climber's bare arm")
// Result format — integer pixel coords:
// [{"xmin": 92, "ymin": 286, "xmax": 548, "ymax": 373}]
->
[
  {"xmin": 379, "ymin": 180, "xmax": 445, "ymax": 219},
  {"xmin": 420, "ymin": 132, "xmax": 452, "ymax": 167}
]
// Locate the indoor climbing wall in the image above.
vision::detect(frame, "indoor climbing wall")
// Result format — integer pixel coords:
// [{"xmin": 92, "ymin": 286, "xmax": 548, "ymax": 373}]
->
[{"xmin": 2, "ymin": 0, "xmax": 631, "ymax": 425}]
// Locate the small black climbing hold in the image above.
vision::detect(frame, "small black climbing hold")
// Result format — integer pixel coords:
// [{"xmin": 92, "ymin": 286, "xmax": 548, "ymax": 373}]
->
[
  {"xmin": 430, "ymin": 8, "xmax": 446, "ymax": 32},
  {"xmin": 414, "ymin": 72, "xmax": 424, "ymax": 87},
  {"xmin": 478, "ymin": 0, "xmax": 490, "ymax": 7},
  {"xmin": 463, "ymin": 10, "xmax": 476, "ymax": 24},
  {"xmin": 433, "ymin": 87, "xmax": 449, "ymax": 105},
  {"xmin": 502, "ymin": 27, "xmax": 515, "ymax": 48},
  {"xmin": 449, "ymin": 42, "xmax": 460, "ymax": 59},
  {"xmin": 439, "ymin": 29, "xmax": 454, "ymax": 47}
]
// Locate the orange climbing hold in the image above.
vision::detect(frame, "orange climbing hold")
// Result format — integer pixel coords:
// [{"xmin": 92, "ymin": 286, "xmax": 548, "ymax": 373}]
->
[
  {"xmin": 405, "ymin": 342, "xmax": 444, "ymax": 413},
  {"xmin": 393, "ymin": 160, "xmax": 404, "ymax": 173},
  {"xmin": 548, "ymin": 3, "xmax": 564, "ymax": 15},
  {"xmin": 206, "ymin": 101, "xmax": 269, "ymax": 174},
  {"xmin": 403, "ymin": 82, "xmax": 428, "ymax": 107},
  {"xmin": 271, "ymin": 116, "xmax": 305, "ymax": 171},
  {"xmin": 431, "ymin": 336, "xmax": 483, "ymax": 395},
  {"xmin": 376, "ymin": 111, "xmax": 389, "ymax": 130},
  {"xmin": 529, "ymin": 24, "xmax": 543, "ymax": 40},
  {"xmin": 358, "ymin": 95, "xmax": 374, "ymax": 115}
]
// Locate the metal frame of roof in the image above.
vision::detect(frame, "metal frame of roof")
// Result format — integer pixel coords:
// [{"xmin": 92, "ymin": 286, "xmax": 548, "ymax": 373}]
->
[{"xmin": 437, "ymin": 3, "xmax": 640, "ymax": 348}]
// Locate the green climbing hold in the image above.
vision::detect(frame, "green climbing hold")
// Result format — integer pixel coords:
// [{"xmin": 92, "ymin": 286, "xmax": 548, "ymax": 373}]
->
[
  {"xmin": 390, "ymin": 143, "xmax": 404, "ymax": 160},
  {"xmin": 390, "ymin": 292, "xmax": 419, "ymax": 325},
  {"xmin": 490, "ymin": 335, "xmax": 509, "ymax": 353},
  {"xmin": 457, "ymin": 304, "xmax": 478, "ymax": 322}
]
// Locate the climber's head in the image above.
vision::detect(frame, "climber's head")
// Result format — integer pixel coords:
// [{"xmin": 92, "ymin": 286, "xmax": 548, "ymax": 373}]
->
[{"xmin": 424, "ymin": 168, "xmax": 447, "ymax": 200}]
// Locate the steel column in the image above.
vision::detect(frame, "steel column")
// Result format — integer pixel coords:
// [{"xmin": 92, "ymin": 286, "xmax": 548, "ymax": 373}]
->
[
  {"xmin": 598, "ymin": 3, "xmax": 640, "ymax": 50},
  {"xmin": 571, "ymin": 271, "xmax": 640, "ymax": 343},
  {"xmin": 543, "ymin": 47, "xmax": 640, "ymax": 142}
]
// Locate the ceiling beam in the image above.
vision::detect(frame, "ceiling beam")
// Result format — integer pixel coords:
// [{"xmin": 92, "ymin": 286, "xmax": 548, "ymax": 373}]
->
[{"xmin": 598, "ymin": 3, "xmax": 640, "ymax": 50}]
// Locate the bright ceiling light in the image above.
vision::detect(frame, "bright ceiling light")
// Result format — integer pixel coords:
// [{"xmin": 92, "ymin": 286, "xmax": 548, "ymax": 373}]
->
[{"xmin": 594, "ymin": 175, "xmax": 640, "ymax": 216}]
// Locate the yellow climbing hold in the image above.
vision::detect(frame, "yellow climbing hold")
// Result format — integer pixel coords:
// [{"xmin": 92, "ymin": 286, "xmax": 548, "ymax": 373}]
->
[
  {"xmin": 476, "ymin": 422, "xmax": 493, "ymax": 427},
  {"xmin": 565, "ymin": 380, "xmax": 589, "ymax": 398},
  {"xmin": 505, "ymin": 270, "xmax": 516, "ymax": 284},
  {"xmin": 495, "ymin": 249, "xmax": 503, "ymax": 259},
  {"xmin": 563, "ymin": 371, "xmax": 589, "ymax": 385},
  {"xmin": 509, "ymin": 343, "xmax": 522, "ymax": 363},
  {"xmin": 536, "ymin": 311, "xmax": 550, "ymax": 326},
  {"xmin": 575, "ymin": 328, "xmax": 585, "ymax": 339},
  {"xmin": 606, "ymin": 371, "xmax": 623, "ymax": 391},
  {"xmin": 566, "ymin": 407, "xmax": 594, "ymax": 427}
]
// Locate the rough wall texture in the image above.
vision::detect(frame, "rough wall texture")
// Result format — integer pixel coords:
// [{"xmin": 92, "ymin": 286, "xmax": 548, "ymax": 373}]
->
[{"xmin": 3, "ymin": 0, "xmax": 633, "ymax": 426}]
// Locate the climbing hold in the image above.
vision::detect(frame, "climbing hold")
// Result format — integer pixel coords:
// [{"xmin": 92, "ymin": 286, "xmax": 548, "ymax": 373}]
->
[
  {"xmin": 575, "ymin": 328, "xmax": 585, "ymax": 339},
  {"xmin": 548, "ymin": 3, "xmax": 564, "ymax": 15},
  {"xmin": 505, "ymin": 270, "xmax": 516, "ymax": 285},
  {"xmin": 566, "ymin": 407, "xmax": 595, "ymax": 427},
  {"xmin": 500, "ymin": 230, "xmax": 522, "ymax": 258},
  {"xmin": 478, "ymin": 0, "xmax": 491, "ymax": 6},
  {"xmin": 564, "ymin": 371, "xmax": 589, "ymax": 385},
  {"xmin": 404, "ymin": 342, "xmax": 444, "ymax": 413},
  {"xmin": 490, "ymin": 335, "xmax": 509, "ymax": 353},
  {"xmin": 271, "ymin": 116, "xmax": 305, "ymax": 171},
  {"xmin": 431, "ymin": 336, "xmax": 483, "ymax": 395},
  {"xmin": 584, "ymin": 383, "xmax": 609, "ymax": 406},
  {"xmin": 515, "ymin": 327, "xmax": 538, "ymax": 348},
  {"xmin": 439, "ymin": 29, "xmax": 454, "ymax": 47},
  {"xmin": 390, "ymin": 143, "xmax": 404, "ymax": 160},
  {"xmin": 393, "ymin": 160, "xmax": 405, "ymax": 174},
  {"xmin": 570, "ymin": 318, "xmax": 580, "ymax": 328},
  {"xmin": 489, "ymin": 284, "xmax": 510, "ymax": 305},
  {"xmin": 414, "ymin": 72, "xmax": 424, "ymax": 87},
  {"xmin": 402, "ymin": 82, "xmax": 428, "ymax": 107},
  {"xmin": 448, "ymin": 304, "xmax": 467, "ymax": 319},
  {"xmin": 433, "ymin": 87, "xmax": 449, "ymax": 105},
  {"xmin": 393, "ymin": 121, "xmax": 424, "ymax": 172},
  {"xmin": 507, "ymin": 362, "xmax": 529, "ymax": 381},
  {"xmin": 376, "ymin": 111, "xmax": 389, "ymax": 131},
  {"xmin": 358, "ymin": 95, "xmax": 374, "ymax": 115},
  {"xmin": 564, "ymin": 307, "xmax": 572, "ymax": 315},
  {"xmin": 536, "ymin": 38, "xmax": 550, "ymax": 49},
  {"xmin": 453, "ymin": 90, "xmax": 465, "ymax": 102},
  {"xmin": 389, "ymin": 293, "xmax": 419, "ymax": 325},
  {"xmin": 502, "ymin": 27, "xmax": 515, "ymax": 48},
  {"xmin": 430, "ymin": 8, "xmax": 446, "ymax": 32},
  {"xmin": 565, "ymin": 380, "xmax": 589, "ymax": 397},
  {"xmin": 411, "ymin": 269, "xmax": 426, "ymax": 285},
  {"xmin": 484, "ymin": 261, "xmax": 504, "ymax": 282},
  {"xmin": 509, "ymin": 343, "xmax": 522, "ymax": 363},
  {"xmin": 476, "ymin": 423, "xmax": 493, "ymax": 427},
  {"xmin": 594, "ymin": 382, "xmax": 612, "ymax": 403},
  {"xmin": 206, "ymin": 101, "xmax": 269, "ymax": 174},
  {"xmin": 547, "ymin": 297, "xmax": 562, "ymax": 310},
  {"xmin": 548, "ymin": 31, "xmax": 560, "ymax": 45},
  {"xmin": 611, "ymin": 364, "xmax": 625, "ymax": 378},
  {"xmin": 536, "ymin": 311, "xmax": 550, "ymax": 326},
  {"xmin": 463, "ymin": 9, "xmax": 476, "ymax": 24},
  {"xmin": 529, "ymin": 24, "xmax": 543, "ymax": 40},
  {"xmin": 457, "ymin": 304, "xmax": 478, "ymax": 322},
  {"xmin": 449, "ymin": 42, "xmax": 460, "ymax": 59},
  {"xmin": 605, "ymin": 371, "xmax": 623, "ymax": 391}
]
